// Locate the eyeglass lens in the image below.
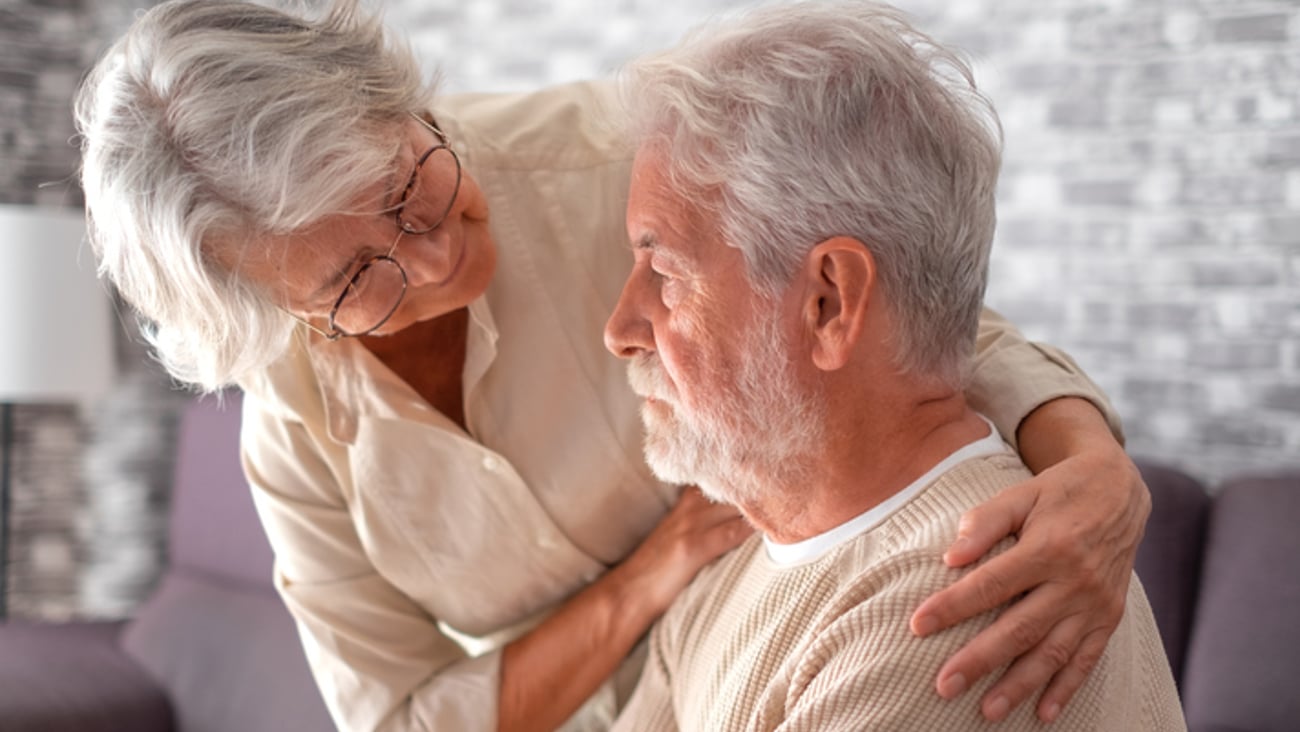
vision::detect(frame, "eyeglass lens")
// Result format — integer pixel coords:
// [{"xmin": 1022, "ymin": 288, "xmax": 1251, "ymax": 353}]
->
[
  {"xmin": 398, "ymin": 146, "xmax": 460, "ymax": 234},
  {"xmin": 326, "ymin": 126, "xmax": 458, "ymax": 337},
  {"xmin": 332, "ymin": 258, "xmax": 406, "ymax": 335}
]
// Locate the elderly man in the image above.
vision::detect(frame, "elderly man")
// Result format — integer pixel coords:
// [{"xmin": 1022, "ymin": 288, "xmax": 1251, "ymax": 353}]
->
[{"xmin": 604, "ymin": 2, "xmax": 1185, "ymax": 730}]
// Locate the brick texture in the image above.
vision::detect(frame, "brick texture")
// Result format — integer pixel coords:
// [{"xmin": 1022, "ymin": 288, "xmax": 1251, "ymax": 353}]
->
[
  {"xmin": 3, "ymin": 0, "xmax": 1297, "ymax": 620},
  {"xmin": 1, "ymin": 0, "xmax": 95, "ymax": 621},
  {"xmin": 384, "ymin": 0, "xmax": 1300, "ymax": 487},
  {"xmin": 913, "ymin": 0, "xmax": 1300, "ymax": 487},
  {"xmin": 0, "ymin": 0, "xmax": 184, "ymax": 621}
]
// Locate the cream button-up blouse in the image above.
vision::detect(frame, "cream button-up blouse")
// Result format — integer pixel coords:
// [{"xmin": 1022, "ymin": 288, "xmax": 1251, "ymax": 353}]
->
[{"xmin": 238, "ymin": 80, "xmax": 1122, "ymax": 732}]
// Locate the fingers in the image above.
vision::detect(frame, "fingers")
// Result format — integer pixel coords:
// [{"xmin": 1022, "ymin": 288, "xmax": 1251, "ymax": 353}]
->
[
  {"xmin": 930, "ymin": 572, "xmax": 1123, "ymax": 723},
  {"xmin": 1033, "ymin": 627, "xmax": 1110, "ymax": 722},
  {"xmin": 912, "ymin": 540, "xmax": 1047, "ymax": 638},
  {"xmin": 970, "ymin": 607, "xmax": 1085, "ymax": 721},
  {"xmin": 930, "ymin": 577, "xmax": 1063, "ymax": 702},
  {"xmin": 699, "ymin": 515, "xmax": 754, "ymax": 560},
  {"xmin": 671, "ymin": 484, "xmax": 711, "ymax": 511},
  {"xmin": 943, "ymin": 479, "xmax": 1038, "ymax": 568},
  {"xmin": 625, "ymin": 484, "xmax": 753, "ymax": 613},
  {"xmin": 914, "ymin": 444, "xmax": 1148, "ymax": 722},
  {"xmin": 677, "ymin": 486, "xmax": 752, "ymax": 560},
  {"xmin": 671, "ymin": 485, "xmax": 744, "ymax": 528}
]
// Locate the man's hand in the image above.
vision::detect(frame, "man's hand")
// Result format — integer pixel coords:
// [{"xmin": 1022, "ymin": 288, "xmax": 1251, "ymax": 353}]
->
[{"xmin": 909, "ymin": 397, "xmax": 1150, "ymax": 723}]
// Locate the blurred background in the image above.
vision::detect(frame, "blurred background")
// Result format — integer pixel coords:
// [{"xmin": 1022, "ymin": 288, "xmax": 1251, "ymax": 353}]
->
[{"xmin": 1, "ymin": 0, "xmax": 1297, "ymax": 622}]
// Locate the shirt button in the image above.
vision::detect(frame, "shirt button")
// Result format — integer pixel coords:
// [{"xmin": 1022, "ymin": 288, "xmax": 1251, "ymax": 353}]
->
[{"xmin": 482, "ymin": 455, "xmax": 500, "ymax": 472}]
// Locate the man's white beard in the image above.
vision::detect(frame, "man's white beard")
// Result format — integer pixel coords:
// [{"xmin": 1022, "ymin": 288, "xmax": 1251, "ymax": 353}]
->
[{"xmin": 626, "ymin": 311, "xmax": 825, "ymax": 507}]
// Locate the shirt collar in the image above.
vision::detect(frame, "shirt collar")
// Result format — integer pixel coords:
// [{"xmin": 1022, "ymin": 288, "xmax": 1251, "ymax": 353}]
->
[{"xmin": 304, "ymin": 294, "xmax": 500, "ymax": 445}]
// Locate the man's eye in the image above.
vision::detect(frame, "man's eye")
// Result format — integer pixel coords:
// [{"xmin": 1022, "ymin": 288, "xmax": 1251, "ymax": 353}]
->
[
  {"xmin": 651, "ymin": 267, "xmax": 675, "ymax": 287},
  {"xmin": 656, "ymin": 271, "xmax": 685, "ymax": 308}
]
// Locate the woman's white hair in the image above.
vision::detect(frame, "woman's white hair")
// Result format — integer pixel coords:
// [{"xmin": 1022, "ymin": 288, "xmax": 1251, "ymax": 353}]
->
[
  {"xmin": 75, "ymin": 0, "xmax": 433, "ymax": 391},
  {"xmin": 619, "ymin": 1, "xmax": 1003, "ymax": 386}
]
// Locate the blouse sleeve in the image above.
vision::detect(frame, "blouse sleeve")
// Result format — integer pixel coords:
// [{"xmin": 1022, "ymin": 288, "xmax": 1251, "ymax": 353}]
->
[
  {"xmin": 240, "ymin": 393, "xmax": 501, "ymax": 732},
  {"xmin": 968, "ymin": 307, "xmax": 1124, "ymax": 450}
]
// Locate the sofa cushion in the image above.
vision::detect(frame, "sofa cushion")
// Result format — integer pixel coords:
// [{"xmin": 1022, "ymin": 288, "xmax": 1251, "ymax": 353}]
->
[
  {"xmin": 1181, "ymin": 475, "xmax": 1300, "ymax": 732},
  {"xmin": 121, "ymin": 390, "xmax": 335, "ymax": 731},
  {"xmin": 0, "ymin": 620, "xmax": 173, "ymax": 732},
  {"xmin": 1133, "ymin": 460, "xmax": 1211, "ymax": 686},
  {"xmin": 121, "ymin": 571, "xmax": 334, "ymax": 732},
  {"xmin": 168, "ymin": 390, "xmax": 276, "ymax": 588}
]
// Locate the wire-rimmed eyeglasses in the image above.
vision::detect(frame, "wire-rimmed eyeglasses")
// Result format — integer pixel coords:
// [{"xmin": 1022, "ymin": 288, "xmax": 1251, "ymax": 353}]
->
[{"xmin": 291, "ymin": 112, "xmax": 462, "ymax": 340}]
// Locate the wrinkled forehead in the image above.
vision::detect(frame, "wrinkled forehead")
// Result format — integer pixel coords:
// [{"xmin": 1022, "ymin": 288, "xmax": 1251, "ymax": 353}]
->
[
  {"xmin": 627, "ymin": 145, "xmax": 721, "ymax": 263},
  {"xmin": 208, "ymin": 185, "xmax": 391, "ymax": 296}
]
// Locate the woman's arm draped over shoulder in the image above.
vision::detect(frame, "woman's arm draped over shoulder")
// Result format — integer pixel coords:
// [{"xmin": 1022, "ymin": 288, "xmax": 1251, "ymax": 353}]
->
[
  {"xmin": 963, "ymin": 308, "xmax": 1123, "ymax": 447},
  {"xmin": 918, "ymin": 308, "xmax": 1151, "ymax": 723}
]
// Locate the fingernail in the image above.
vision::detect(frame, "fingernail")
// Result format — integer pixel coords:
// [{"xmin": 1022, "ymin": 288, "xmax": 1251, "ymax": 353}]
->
[
  {"xmin": 986, "ymin": 696, "xmax": 1010, "ymax": 721},
  {"xmin": 1043, "ymin": 703, "xmax": 1061, "ymax": 722},
  {"xmin": 945, "ymin": 537, "xmax": 972, "ymax": 564},
  {"xmin": 913, "ymin": 614, "xmax": 939, "ymax": 637},
  {"xmin": 937, "ymin": 672, "xmax": 967, "ymax": 699}
]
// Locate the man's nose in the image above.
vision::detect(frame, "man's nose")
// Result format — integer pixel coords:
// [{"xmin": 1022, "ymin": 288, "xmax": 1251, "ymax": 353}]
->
[{"xmin": 605, "ymin": 268, "xmax": 655, "ymax": 359}]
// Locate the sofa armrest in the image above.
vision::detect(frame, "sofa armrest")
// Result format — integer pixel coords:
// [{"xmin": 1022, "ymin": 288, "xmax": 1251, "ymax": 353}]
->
[
  {"xmin": 0, "ymin": 620, "xmax": 173, "ymax": 732},
  {"xmin": 1182, "ymin": 474, "xmax": 1300, "ymax": 732},
  {"xmin": 1133, "ymin": 459, "xmax": 1211, "ymax": 686}
]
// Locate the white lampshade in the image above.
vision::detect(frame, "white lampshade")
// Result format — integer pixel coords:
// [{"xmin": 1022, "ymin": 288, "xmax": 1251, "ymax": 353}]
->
[{"xmin": 0, "ymin": 204, "xmax": 115, "ymax": 403}]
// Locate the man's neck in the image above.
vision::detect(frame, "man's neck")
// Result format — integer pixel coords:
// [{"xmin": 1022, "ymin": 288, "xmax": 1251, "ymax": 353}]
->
[{"xmin": 735, "ymin": 396, "xmax": 990, "ymax": 544}]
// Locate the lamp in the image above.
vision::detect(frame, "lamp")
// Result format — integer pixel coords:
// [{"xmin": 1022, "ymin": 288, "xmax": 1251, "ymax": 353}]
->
[{"xmin": 0, "ymin": 204, "xmax": 115, "ymax": 620}]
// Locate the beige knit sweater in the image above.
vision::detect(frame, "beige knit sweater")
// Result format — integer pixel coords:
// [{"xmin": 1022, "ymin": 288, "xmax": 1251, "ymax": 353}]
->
[{"xmin": 613, "ymin": 452, "xmax": 1185, "ymax": 731}]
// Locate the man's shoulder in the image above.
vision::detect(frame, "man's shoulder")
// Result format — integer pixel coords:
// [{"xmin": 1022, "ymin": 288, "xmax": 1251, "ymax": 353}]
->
[
  {"xmin": 437, "ymin": 80, "xmax": 630, "ymax": 171},
  {"xmin": 820, "ymin": 452, "xmax": 1031, "ymax": 616},
  {"xmin": 832, "ymin": 449, "xmax": 1034, "ymax": 564},
  {"xmin": 880, "ymin": 451, "xmax": 1029, "ymax": 555}
]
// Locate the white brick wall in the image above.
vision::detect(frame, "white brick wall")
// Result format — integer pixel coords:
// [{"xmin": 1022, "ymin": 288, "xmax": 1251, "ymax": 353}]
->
[
  {"xmin": 379, "ymin": 0, "xmax": 1300, "ymax": 487},
  {"xmin": 2, "ymin": 0, "xmax": 1296, "ymax": 620}
]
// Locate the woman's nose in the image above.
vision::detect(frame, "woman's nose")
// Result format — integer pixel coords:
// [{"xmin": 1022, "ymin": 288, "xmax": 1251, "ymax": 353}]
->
[{"xmin": 400, "ymin": 227, "xmax": 457, "ymax": 286}]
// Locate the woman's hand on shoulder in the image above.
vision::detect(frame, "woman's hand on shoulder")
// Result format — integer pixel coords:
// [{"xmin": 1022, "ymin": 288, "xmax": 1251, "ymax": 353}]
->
[
  {"xmin": 613, "ymin": 486, "xmax": 753, "ymax": 618},
  {"xmin": 910, "ymin": 398, "xmax": 1150, "ymax": 723}
]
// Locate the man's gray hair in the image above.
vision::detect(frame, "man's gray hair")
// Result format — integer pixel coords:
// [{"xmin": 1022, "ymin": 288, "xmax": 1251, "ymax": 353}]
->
[
  {"xmin": 619, "ymin": 1, "xmax": 1003, "ymax": 386},
  {"xmin": 75, "ymin": 0, "xmax": 432, "ymax": 391}
]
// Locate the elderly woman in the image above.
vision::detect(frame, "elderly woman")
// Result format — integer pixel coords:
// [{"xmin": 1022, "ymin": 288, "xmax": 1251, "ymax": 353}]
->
[{"xmin": 76, "ymin": 1, "xmax": 1150, "ymax": 731}]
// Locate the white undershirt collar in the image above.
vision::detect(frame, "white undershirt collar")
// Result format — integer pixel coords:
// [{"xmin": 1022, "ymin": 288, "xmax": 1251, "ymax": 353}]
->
[{"xmin": 763, "ymin": 416, "xmax": 1009, "ymax": 568}]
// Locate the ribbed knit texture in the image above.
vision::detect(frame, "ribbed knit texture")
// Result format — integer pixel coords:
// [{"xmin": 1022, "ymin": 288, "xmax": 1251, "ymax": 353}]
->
[{"xmin": 614, "ymin": 453, "xmax": 1186, "ymax": 731}]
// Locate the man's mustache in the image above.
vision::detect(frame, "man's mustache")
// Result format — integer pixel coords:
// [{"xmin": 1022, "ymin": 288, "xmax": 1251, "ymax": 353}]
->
[{"xmin": 627, "ymin": 354, "xmax": 674, "ymax": 403}]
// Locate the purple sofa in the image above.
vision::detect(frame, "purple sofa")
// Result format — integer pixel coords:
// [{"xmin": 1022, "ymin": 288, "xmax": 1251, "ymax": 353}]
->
[
  {"xmin": 0, "ymin": 393, "xmax": 1297, "ymax": 732},
  {"xmin": 0, "ymin": 391, "xmax": 334, "ymax": 732},
  {"xmin": 1133, "ymin": 461, "xmax": 1300, "ymax": 732}
]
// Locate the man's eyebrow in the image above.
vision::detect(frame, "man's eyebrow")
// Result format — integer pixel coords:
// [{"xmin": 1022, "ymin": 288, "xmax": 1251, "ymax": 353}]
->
[{"xmin": 633, "ymin": 232, "xmax": 691, "ymax": 271}]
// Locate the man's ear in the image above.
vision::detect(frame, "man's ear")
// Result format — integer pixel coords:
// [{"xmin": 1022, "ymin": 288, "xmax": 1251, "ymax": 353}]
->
[{"xmin": 801, "ymin": 236, "xmax": 875, "ymax": 371}]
